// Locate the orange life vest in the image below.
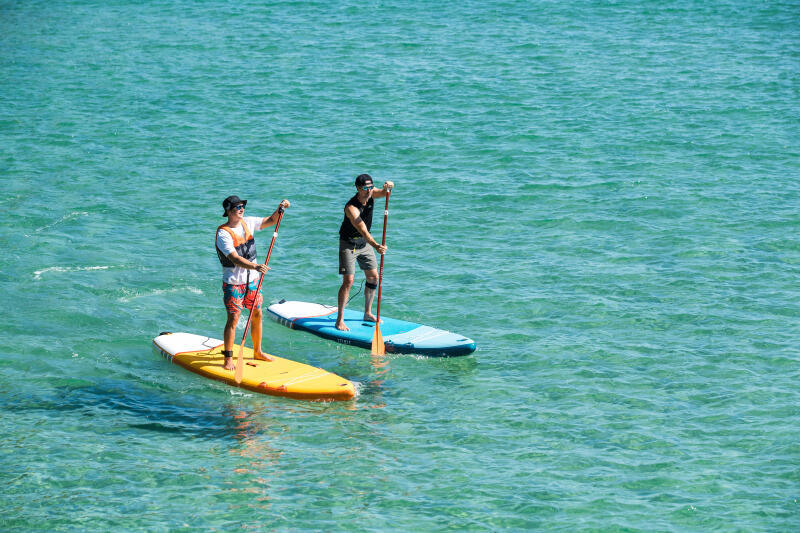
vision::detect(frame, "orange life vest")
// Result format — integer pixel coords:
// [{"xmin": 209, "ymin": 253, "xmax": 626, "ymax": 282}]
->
[{"xmin": 216, "ymin": 219, "xmax": 257, "ymax": 268}]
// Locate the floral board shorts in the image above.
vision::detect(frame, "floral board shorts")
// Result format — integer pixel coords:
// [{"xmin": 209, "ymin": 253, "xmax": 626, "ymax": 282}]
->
[{"xmin": 222, "ymin": 281, "xmax": 263, "ymax": 314}]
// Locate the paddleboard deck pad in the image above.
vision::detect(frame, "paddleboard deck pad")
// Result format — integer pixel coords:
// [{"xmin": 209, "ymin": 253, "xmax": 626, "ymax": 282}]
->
[
  {"xmin": 267, "ymin": 300, "xmax": 476, "ymax": 357},
  {"xmin": 153, "ymin": 332, "xmax": 355, "ymax": 401}
]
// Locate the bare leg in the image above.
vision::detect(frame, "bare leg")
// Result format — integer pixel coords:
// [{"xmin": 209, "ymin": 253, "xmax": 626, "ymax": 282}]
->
[
  {"xmin": 336, "ymin": 275, "xmax": 354, "ymax": 331},
  {"xmin": 363, "ymin": 269, "xmax": 379, "ymax": 322},
  {"xmin": 223, "ymin": 311, "xmax": 240, "ymax": 370},
  {"xmin": 250, "ymin": 306, "xmax": 274, "ymax": 361}
]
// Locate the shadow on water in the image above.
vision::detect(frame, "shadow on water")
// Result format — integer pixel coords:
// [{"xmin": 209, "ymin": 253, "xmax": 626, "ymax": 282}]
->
[
  {"xmin": 5, "ymin": 379, "xmax": 275, "ymax": 441},
  {"xmin": 5, "ymin": 351, "xmax": 480, "ymax": 441}
]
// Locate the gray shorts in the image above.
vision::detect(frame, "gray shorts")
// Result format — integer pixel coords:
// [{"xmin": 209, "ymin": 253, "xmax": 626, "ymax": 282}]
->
[{"xmin": 339, "ymin": 238, "xmax": 377, "ymax": 275}]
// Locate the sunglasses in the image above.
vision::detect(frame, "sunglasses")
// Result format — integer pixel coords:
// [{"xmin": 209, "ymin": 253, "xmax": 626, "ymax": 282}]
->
[
  {"xmin": 232, "ymin": 204, "xmax": 245, "ymax": 210},
  {"xmin": 361, "ymin": 185, "xmax": 374, "ymax": 191}
]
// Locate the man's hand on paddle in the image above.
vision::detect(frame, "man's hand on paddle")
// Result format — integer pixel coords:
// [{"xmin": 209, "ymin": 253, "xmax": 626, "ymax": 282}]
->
[
  {"xmin": 374, "ymin": 181, "xmax": 394, "ymax": 198},
  {"xmin": 260, "ymin": 200, "xmax": 291, "ymax": 230},
  {"xmin": 255, "ymin": 264, "xmax": 271, "ymax": 274}
]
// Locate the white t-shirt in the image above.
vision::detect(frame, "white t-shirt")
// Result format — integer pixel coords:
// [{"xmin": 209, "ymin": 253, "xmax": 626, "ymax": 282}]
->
[{"xmin": 216, "ymin": 216, "xmax": 265, "ymax": 285}]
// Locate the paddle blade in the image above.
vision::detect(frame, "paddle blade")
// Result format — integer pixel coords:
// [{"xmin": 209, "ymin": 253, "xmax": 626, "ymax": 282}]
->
[
  {"xmin": 234, "ymin": 344, "xmax": 245, "ymax": 384},
  {"xmin": 371, "ymin": 324, "xmax": 385, "ymax": 355}
]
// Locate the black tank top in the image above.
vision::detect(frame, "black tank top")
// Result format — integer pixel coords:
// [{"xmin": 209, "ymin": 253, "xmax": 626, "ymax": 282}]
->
[{"xmin": 339, "ymin": 195, "xmax": 373, "ymax": 240}]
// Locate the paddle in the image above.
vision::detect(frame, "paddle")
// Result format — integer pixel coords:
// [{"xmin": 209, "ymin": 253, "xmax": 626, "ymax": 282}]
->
[
  {"xmin": 371, "ymin": 193, "xmax": 390, "ymax": 355},
  {"xmin": 235, "ymin": 204, "xmax": 285, "ymax": 384}
]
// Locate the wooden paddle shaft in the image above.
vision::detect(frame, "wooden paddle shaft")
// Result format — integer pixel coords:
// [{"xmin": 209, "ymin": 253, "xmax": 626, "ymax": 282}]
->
[
  {"xmin": 236, "ymin": 205, "xmax": 285, "ymax": 382},
  {"xmin": 240, "ymin": 206, "xmax": 284, "ymax": 342},
  {"xmin": 375, "ymin": 194, "xmax": 389, "ymax": 321}
]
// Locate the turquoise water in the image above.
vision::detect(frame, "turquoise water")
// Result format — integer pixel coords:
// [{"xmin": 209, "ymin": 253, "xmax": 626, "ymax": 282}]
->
[{"xmin": 2, "ymin": 0, "xmax": 799, "ymax": 529}]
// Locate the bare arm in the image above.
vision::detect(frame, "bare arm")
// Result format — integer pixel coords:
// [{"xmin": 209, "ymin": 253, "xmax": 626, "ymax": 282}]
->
[
  {"xmin": 345, "ymin": 205, "xmax": 387, "ymax": 254},
  {"xmin": 372, "ymin": 181, "xmax": 394, "ymax": 199},
  {"xmin": 227, "ymin": 250, "xmax": 269, "ymax": 274},
  {"xmin": 259, "ymin": 199, "xmax": 291, "ymax": 230}
]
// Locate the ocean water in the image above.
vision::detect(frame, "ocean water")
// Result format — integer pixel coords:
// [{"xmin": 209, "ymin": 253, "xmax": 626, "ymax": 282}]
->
[{"xmin": 2, "ymin": 0, "xmax": 799, "ymax": 530}]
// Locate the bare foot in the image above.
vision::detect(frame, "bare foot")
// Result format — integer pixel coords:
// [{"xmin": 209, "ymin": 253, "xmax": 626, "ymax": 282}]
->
[
  {"xmin": 223, "ymin": 357, "xmax": 235, "ymax": 371},
  {"xmin": 363, "ymin": 313, "xmax": 383, "ymax": 324},
  {"xmin": 335, "ymin": 321, "xmax": 350, "ymax": 331},
  {"xmin": 253, "ymin": 352, "xmax": 274, "ymax": 362}
]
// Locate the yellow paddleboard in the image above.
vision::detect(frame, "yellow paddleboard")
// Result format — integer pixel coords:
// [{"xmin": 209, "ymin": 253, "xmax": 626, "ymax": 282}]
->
[{"xmin": 153, "ymin": 332, "xmax": 356, "ymax": 401}]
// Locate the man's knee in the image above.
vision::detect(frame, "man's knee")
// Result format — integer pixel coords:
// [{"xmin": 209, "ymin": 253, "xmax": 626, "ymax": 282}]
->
[
  {"xmin": 340, "ymin": 276, "xmax": 355, "ymax": 290},
  {"xmin": 225, "ymin": 312, "xmax": 241, "ymax": 326}
]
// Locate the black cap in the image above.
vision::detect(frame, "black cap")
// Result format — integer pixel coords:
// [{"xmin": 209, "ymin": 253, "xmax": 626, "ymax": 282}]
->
[
  {"xmin": 355, "ymin": 174, "xmax": 373, "ymax": 187},
  {"xmin": 222, "ymin": 195, "xmax": 247, "ymax": 217}
]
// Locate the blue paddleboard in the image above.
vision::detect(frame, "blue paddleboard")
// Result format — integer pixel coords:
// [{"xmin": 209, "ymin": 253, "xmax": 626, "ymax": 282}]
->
[{"xmin": 267, "ymin": 300, "xmax": 476, "ymax": 357}]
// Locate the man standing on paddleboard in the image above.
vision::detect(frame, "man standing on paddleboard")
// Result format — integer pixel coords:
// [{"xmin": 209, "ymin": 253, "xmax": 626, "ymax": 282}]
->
[
  {"xmin": 216, "ymin": 195, "xmax": 290, "ymax": 370},
  {"xmin": 336, "ymin": 174, "xmax": 394, "ymax": 331}
]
